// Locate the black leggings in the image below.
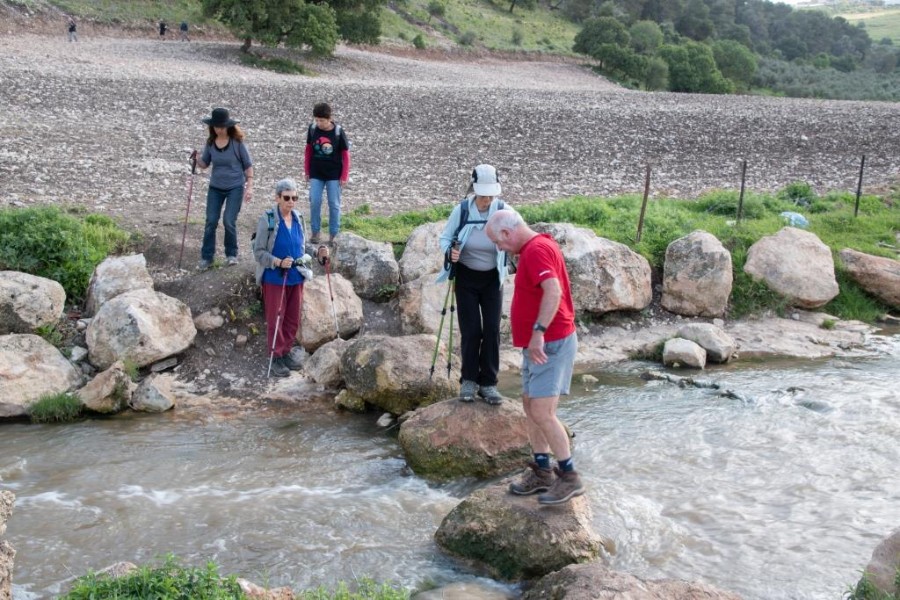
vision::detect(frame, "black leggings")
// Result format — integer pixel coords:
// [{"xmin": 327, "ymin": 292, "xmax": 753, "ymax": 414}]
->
[{"xmin": 454, "ymin": 263, "xmax": 502, "ymax": 386}]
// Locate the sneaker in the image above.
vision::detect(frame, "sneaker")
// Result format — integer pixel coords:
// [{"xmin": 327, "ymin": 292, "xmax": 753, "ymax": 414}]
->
[
  {"xmin": 310, "ymin": 233, "xmax": 320, "ymax": 244},
  {"xmin": 197, "ymin": 259, "xmax": 213, "ymax": 271},
  {"xmin": 269, "ymin": 356, "xmax": 290, "ymax": 378},
  {"xmin": 226, "ymin": 256, "xmax": 238, "ymax": 266},
  {"xmin": 281, "ymin": 352, "xmax": 302, "ymax": 371},
  {"xmin": 508, "ymin": 462, "xmax": 555, "ymax": 496},
  {"xmin": 537, "ymin": 468, "xmax": 586, "ymax": 505},
  {"xmin": 478, "ymin": 385, "xmax": 503, "ymax": 405},
  {"xmin": 459, "ymin": 379, "xmax": 477, "ymax": 402}
]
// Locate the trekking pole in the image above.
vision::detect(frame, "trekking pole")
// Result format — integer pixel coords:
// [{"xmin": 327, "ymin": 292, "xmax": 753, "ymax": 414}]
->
[
  {"xmin": 266, "ymin": 268, "xmax": 289, "ymax": 378},
  {"xmin": 445, "ymin": 241, "xmax": 459, "ymax": 378},
  {"xmin": 429, "ymin": 279, "xmax": 453, "ymax": 380},
  {"xmin": 318, "ymin": 245, "xmax": 340, "ymax": 338},
  {"xmin": 177, "ymin": 149, "xmax": 198, "ymax": 270}
]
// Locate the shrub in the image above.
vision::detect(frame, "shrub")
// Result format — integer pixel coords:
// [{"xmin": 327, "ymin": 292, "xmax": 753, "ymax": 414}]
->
[
  {"xmin": 60, "ymin": 555, "xmax": 245, "ymax": 600},
  {"xmin": 412, "ymin": 33, "xmax": 426, "ymax": 49},
  {"xmin": 426, "ymin": 0, "xmax": 445, "ymax": 21},
  {"xmin": 458, "ymin": 31, "xmax": 476, "ymax": 46},
  {"xmin": 239, "ymin": 53, "xmax": 311, "ymax": 75},
  {"xmin": 297, "ymin": 578, "xmax": 409, "ymax": 599},
  {"xmin": 778, "ymin": 181, "xmax": 817, "ymax": 207},
  {"xmin": 511, "ymin": 28, "xmax": 523, "ymax": 46},
  {"xmin": 28, "ymin": 393, "xmax": 83, "ymax": 424},
  {"xmin": 0, "ymin": 206, "xmax": 130, "ymax": 303}
]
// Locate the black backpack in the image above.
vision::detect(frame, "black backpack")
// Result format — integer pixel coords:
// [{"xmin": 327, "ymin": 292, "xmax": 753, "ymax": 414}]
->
[{"xmin": 453, "ymin": 197, "xmax": 505, "ymax": 240}]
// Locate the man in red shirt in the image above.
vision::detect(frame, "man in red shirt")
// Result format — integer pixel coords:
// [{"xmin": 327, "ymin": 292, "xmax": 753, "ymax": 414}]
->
[{"xmin": 485, "ymin": 209, "xmax": 584, "ymax": 505}]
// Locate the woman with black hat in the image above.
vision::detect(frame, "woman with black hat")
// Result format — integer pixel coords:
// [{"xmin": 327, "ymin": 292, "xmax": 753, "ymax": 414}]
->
[{"xmin": 196, "ymin": 107, "xmax": 254, "ymax": 270}]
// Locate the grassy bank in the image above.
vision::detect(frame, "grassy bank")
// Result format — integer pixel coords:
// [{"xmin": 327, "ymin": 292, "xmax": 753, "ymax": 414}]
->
[{"xmin": 342, "ymin": 185, "xmax": 900, "ymax": 322}]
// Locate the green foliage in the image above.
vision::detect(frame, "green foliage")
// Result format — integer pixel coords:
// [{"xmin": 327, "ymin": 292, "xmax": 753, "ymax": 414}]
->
[
  {"xmin": 337, "ymin": 9, "xmax": 382, "ymax": 45},
  {"xmin": 28, "ymin": 393, "xmax": 84, "ymax": 424},
  {"xmin": 821, "ymin": 318, "xmax": 837, "ymax": 330},
  {"xmin": 752, "ymin": 57, "xmax": 900, "ymax": 101},
  {"xmin": 427, "ymin": 0, "xmax": 445, "ymax": 21},
  {"xmin": 412, "ymin": 33, "xmax": 426, "ymax": 48},
  {"xmin": 712, "ymin": 39, "xmax": 758, "ymax": 90},
  {"xmin": 643, "ymin": 56, "xmax": 669, "ymax": 90},
  {"xmin": 845, "ymin": 568, "xmax": 900, "ymax": 600},
  {"xmin": 511, "ymin": 27, "xmax": 523, "ymax": 46},
  {"xmin": 778, "ymin": 181, "xmax": 817, "ymax": 207},
  {"xmin": 61, "ymin": 556, "xmax": 245, "ymax": 599},
  {"xmin": 297, "ymin": 578, "xmax": 409, "ymax": 600},
  {"xmin": 659, "ymin": 41, "xmax": 733, "ymax": 93},
  {"xmin": 573, "ymin": 16, "xmax": 630, "ymax": 57},
  {"xmin": 35, "ymin": 323, "xmax": 65, "ymax": 348},
  {"xmin": 629, "ymin": 20, "xmax": 663, "ymax": 55},
  {"xmin": 0, "ymin": 206, "xmax": 130, "ymax": 303},
  {"xmin": 458, "ymin": 30, "xmax": 476, "ymax": 45}
]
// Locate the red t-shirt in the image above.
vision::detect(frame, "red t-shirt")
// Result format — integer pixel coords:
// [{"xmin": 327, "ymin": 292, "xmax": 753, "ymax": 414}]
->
[{"xmin": 510, "ymin": 234, "xmax": 576, "ymax": 348}]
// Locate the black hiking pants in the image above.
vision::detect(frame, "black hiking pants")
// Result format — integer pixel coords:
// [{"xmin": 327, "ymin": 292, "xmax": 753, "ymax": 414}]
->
[{"xmin": 454, "ymin": 263, "xmax": 502, "ymax": 387}]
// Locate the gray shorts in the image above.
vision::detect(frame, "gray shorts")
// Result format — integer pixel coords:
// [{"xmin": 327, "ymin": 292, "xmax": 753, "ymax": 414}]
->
[{"xmin": 521, "ymin": 332, "xmax": 577, "ymax": 398}]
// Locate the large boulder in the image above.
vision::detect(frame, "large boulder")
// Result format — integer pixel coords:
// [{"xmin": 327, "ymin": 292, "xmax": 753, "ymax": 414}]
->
[
  {"xmin": 398, "ymin": 276, "xmax": 461, "ymax": 335},
  {"xmin": 84, "ymin": 254, "xmax": 155, "ymax": 317},
  {"xmin": 340, "ymin": 334, "xmax": 458, "ymax": 414},
  {"xmin": 0, "ymin": 271, "xmax": 66, "ymax": 334},
  {"xmin": 840, "ymin": 249, "xmax": 900, "ymax": 308},
  {"xmin": 76, "ymin": 361, "xmax": 135, "ymax": 414},
  {"xmin": 0, "ymin": 334, "xmax": 81, "ymax": 418},
  {"xmin": 435, "ymin": 481, "xmax": 604, "ymax": 580},
  {"xmin": 299, "ymin": 273, "xmax": 363, "ymax": 353},
  {"xmin": 743, "ymin": 227, "xmax": 839, "ymax": 309},
  {"xmin": 533, "ymin": 223, "xmax": 652, "ymax": 315},
  {"xmin": 129, "ymin": 373, "xmax": 176, "ymax": 412},
  {"xmin": 0, "ymin": 491, "xmax": 14, "ymax": 600},
  {"xmin": 663, "ymin": 338, "xmax": 706, "ymax": 369},
  {"xmin": 676, "ymin": 323, "xmax": 736, "ymax": 363},
  {"xmin": 398, "ymin": 398, "xmax": 530, "ymax": 480},
  {"xmin": 86, "ymin": 288, "xmax": 196, "ymax": 369},
  {"xmin": 661, "ymin": 231, "xmax": 733, "ymax": 317},
  {"xmin": 522, "ymin": 562, "xmax": 742, "ymax": 600},
  {"xmin": 304, "ymin": 338, "xmax": 349, "ymax": 387},
  {"xmin": 331, "ymin": 232, "xmax": 400, "ymax": 300},
  {"xmin": 399, "ymin": 221, "xmax": 447, "ymax": 283},
  {"xmin": 858, "ymin": 527, "xmax": 900, "ymax": 598}
]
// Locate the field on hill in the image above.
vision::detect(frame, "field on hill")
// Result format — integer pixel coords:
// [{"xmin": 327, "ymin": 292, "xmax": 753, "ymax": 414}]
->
[{"xmin": 839, "ymin": 7, "xmax": 900, "ymax": 44}]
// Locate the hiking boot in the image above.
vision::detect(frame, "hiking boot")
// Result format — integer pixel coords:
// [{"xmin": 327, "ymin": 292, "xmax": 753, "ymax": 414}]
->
[
  {"xmin": 226, "ymin": 256, "xmax": 238, "ymax": 266},
  {"xmin": 508, "ymin": 462, "xmax": 555, "ymax": 496},
  {"xmin": 537, "ymin": 468, "xmax": 586, "ymax": 505},
  {"xmin": 459, "ymin": 379, "xmax": 477, "ymax": 402},
  {"xmin": 310, "ymin": 233, "xmax": 320, "ymax": 244},
  {"xmin": 478, "ymin": 385, "xmax": 503, "ymax": 405},
  {"xmin": 197, "ymin": 259, "xmax": 213, "ymax": 271},
  {"xmin": 269, "ymin": 357, "xmax": 290, "ymax": 378},
  {"xmin": 281, "ymin": 352, "xmax": 302, "ymax": 371}
]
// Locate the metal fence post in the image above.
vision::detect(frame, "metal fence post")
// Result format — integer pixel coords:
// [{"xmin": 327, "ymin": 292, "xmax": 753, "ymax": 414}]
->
[
  {"xmin": 736, "ymin": 160, "xmax": 747, "ymax": 224},
  {"xmin": 636, "ymin": 164, "xmax": 651, "ymax": 243},
  {"xmin": 854, "ymin": 154, "xmax": 866, "ymax": 218}
]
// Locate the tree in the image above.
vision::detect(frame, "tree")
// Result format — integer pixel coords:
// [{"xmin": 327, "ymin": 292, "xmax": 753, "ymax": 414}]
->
[
  {"xmin": 427, "ymin": 0, "xmax": 445, "ymax": 23},
  {"xmin": 629, "ymin": 20, "xmax": 663, "ymax": 54},
  {"xmin": 675, "ymin": 0, "xmax": 714, "ymax": 41},
  {"xmin": 659, "ymin": 41, "xmax": 733, "ymax": 93},
  {"xmin": 712, "ymin": 39, "xmax": 757, "ymax": 90},
  {"xmin": 573, "ymin": 16, "xmax": 630, "ymax": 58},
  {"xmin": 643, "ymin": 56, "xmax": 669, "ymax": 90}
]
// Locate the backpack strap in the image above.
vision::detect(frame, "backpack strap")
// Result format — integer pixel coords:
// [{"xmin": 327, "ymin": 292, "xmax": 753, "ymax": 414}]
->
[{"xmin": 453, "ymin": 198, "xmax": 504, "ymax": 240}]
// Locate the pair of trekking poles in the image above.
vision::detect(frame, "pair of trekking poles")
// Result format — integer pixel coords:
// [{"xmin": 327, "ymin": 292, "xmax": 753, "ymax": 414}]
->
[
  {"xmin": 265, "ymin": 245, "xmax": 341, "ymax": 378},
  {"xmin": 429, "ymin": 241, "xmax": 460, "ymax": 380}
]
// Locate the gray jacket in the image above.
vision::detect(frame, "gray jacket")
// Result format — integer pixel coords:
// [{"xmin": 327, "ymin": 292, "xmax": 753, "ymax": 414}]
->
[{"xmin": 252, "ymin": 206, "xmax": 305, "ymax": 285}]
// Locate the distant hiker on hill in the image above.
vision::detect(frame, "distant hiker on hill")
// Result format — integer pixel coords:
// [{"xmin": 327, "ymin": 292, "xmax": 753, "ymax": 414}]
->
[
  {"xmin": 158, "ymin": 20, "xmax": 168, "ymax": 39},
  {"xmin": 179, "ymin": 21, "xmax": 189, "ymax": 42},
  {"xmin": 303, "ymin": 102, "xmax": 351, "ymax": 244},
  {"xmin": 195, "ymin": 107, "xmax": 254, "ymax": 270},
  {"xmin": 67, "ymin": 17, "xmax": 78, "ymax": 42}
]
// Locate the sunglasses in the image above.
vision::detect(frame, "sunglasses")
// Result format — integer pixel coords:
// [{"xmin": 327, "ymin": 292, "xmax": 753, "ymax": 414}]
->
[{"xmin": 281, "ymin": 195, "xmax": 298, "ymax": 201}]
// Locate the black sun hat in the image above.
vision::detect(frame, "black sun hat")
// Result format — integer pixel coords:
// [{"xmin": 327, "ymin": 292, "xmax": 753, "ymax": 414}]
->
[{"xmin": 202, "ymin": 107, "xmax": 239, "ymax": 127}]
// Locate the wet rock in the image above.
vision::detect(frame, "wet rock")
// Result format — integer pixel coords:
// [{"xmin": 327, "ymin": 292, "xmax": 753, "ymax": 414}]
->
[
  {"xmin": 77, "ymin": 360, "xmax": 135, "ymax": 414},
  {"xmin": 663, "ymin": 338, "xmax": 707, "ymax": 369},
  {"xmin": 305, "ymin": 338, "xmax": 348, "ymax": 387},
  {"xmin": 84, "ymin": 254, "xmax": 154, "ymax": 317},
  {"xmin": 661, "ymin": 231, "xmax": 733, "ymax": 317},
  {"xmin": 676, "ymin": 322, "xmax": 736, "ymax": 363},
  {"xmin": 0, "ymin": 271, "xmax": 66, "ymax": 334},
  {"xmin": 0, "ymin": 334, "xmax": 82, "ymax": 418},
  {"xmin": 130, "ymin": 373, "xmax": 176, "ymax": 412},
  {"xmin": 237, "ymin": 578, "xmax": 294, "ymax": 600}
]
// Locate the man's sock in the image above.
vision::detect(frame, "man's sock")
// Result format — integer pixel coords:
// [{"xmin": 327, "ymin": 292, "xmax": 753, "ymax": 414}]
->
[
  {"xmin": 557, "ymin": 457, "xmax": 575, "ymax": 472},
  {"xmin": 534, "ymin": 453, "xmax": 551, "ymax": 470}
]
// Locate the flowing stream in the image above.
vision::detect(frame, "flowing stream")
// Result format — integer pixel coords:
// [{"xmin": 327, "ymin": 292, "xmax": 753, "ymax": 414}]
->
[{"xmin": 2, "ymin": 333, "xmax": 899, "ymax": 600}]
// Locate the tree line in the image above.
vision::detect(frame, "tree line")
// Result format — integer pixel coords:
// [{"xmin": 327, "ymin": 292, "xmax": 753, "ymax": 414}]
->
[{"xmin": 570, "ymin": 0, "xmax": 899, "ymax": 95}]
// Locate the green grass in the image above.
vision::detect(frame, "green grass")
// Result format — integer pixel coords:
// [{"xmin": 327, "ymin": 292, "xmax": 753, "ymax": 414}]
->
[
  {"xmin": 342, "ymin": 186, "xmax": 900, "ymax": 322},
  {"xmin": 839, "ymin": 8, "xmax": 900, "ymax": 45},
  {"xmin": 48, "ymin": 0, "xmax": 208, "ymax": 26},
  {"xmin": 382, "ymin": 0, "xmax": 580, "ymax": 53},
  {"xmin": 60, "ymin": 554, "xmax": 409, "ymax": 600},
  {"xmin": 239, "ymin": 53, "xmax": 313, "ymax": 75},
  {"xmin": 28, "ymin": 392, "xmax": 84, "ymax": 424},
  {"xmin": 845, "ymin": 567, "xmax": 900, "ymax": 599}
]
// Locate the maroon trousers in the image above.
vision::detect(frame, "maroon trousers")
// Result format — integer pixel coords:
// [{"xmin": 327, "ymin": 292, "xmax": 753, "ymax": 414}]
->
[{"xmin": 262, "ymin": 282, "xmax": 303, "ymax": 357}]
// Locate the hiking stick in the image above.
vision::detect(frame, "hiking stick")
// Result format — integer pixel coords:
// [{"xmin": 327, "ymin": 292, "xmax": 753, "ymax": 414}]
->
[
  {"xmin": 317, "ymin": 246, "xmax": 340, "ymax": 338},
  {"xmin": 445, "ymin": 242, "xmax": 459, "ymax": 378},
  {"xmin": 177, "ymin": 150, "xmax": 198, "ymax": 269},
  {"xmin": 429, "ymin": 279, "xmax": 453, "ymax": 380},
  {"xmin": 266, "ymin": 269, "xmax": 289, "ymax": 378}
]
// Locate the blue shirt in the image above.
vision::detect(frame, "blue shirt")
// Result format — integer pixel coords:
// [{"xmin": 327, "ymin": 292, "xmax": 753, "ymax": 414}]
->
[{"xmin": 261, "ymin": 216, "xmax": 304, "ymax": 286}]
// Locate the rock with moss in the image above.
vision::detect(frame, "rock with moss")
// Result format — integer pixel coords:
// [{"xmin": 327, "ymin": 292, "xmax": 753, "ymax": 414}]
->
[
  {"xmin": 341, "ymin": 334, "xmax": 458, "ymax": 415},
  {"xmin": 0, "ymin": 334, "xmax": 82, "ymax": 418},
  {"xmin": 434, "ymin": 481, "xmax": 605, "ymax": 581},
  {"xmin": 330, "ymin": 232, "xmax": 400, "ymax": 301},
  {"xmin": 522, "ymin": 561, "xmax": 742, "ymax": 600},
  {"xmin": 398, "ymin": 397, "xmax": 530, "ymax": 480},
  {"xmin": 77, "ymin": 361, "xmax": 135, "ymax": 414}
]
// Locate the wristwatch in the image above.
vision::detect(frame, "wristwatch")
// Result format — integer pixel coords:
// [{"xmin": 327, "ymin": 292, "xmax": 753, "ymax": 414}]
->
[{"xmin": 533, "ymin": 323, "xmax": 547, "ymax": 333}]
